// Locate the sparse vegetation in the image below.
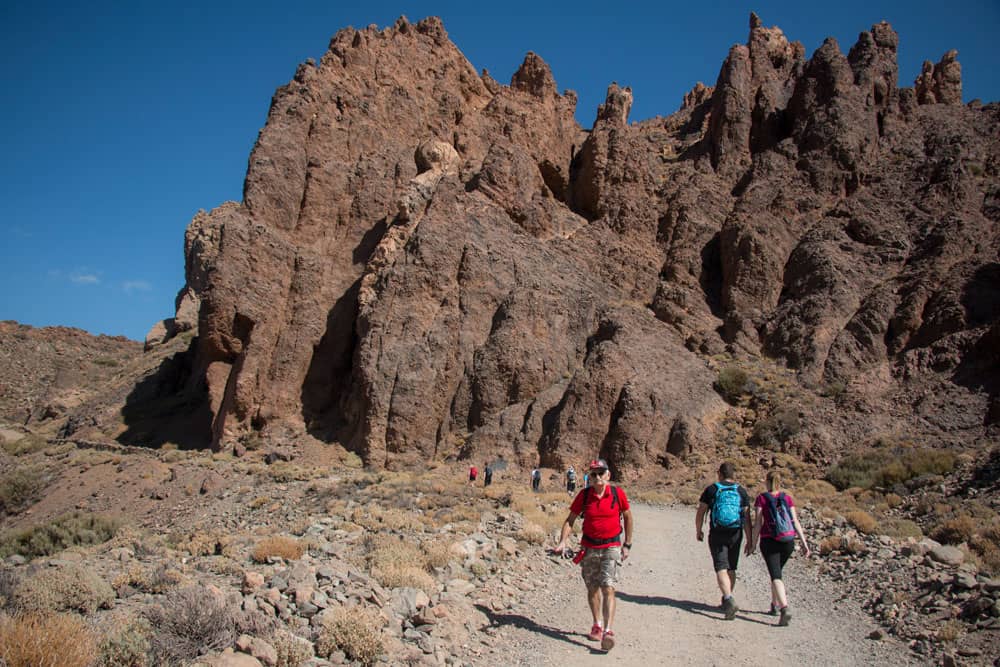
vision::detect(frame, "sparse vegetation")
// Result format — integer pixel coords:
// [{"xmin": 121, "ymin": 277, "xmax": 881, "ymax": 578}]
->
[
  {"xmin": 1, "ymin": 434, "xmax": 49, "ymax": 456},
  {"xmin": 931, "ymin": 515, "xmax": 977, "ymax": 545},
  {"xmin": 364, "ymin": 534, "xmax": 437, "ymax": 595},
  {"xmin": 844, "ymin": 510, "xmax": 877, "ymax": 534},
  {"xmin": 316, "ymin": 606, "xmax": 384, "ymax": 665},
  {"xmin": 10, "ymin": 563, "xmax": 115, "ymax": 614},
  {"xmin": 96, "ymin": 616, "xmax": 152, "ymax": 667},
  {"xmin": 881, "ymin": 518, "xmax": 923, "ymax": 540},
  {"xmin": 145, "ymin": 586, "xmax": 237, "ymax": 666},
  {"xmin": 0, "ymin": 612, "xmax": 98, "ymax": 667},
  {"xmin": 0, "ymin": 512, "xmax": 121, "ymax": 560},
  {"xmin": 827, "ymin": 446, "xmax": 956, "ymax": 490},
  {"xmin": 716, "ymin": 366, "xmax": 748, "ymax": 402},
  {"xmin": 751, "ymin": 407, "xmax": 801, "ymax": 449},
  {"xmin": 0, "ymin": 466, "xmax": 47, "ymax": 514},
  {"xmin": 252, "ymin": 535, "xmax": 305, "ymax": 563}
]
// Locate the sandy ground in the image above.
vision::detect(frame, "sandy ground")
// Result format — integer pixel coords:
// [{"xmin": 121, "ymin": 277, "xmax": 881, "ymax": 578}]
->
[{"xmin": 478, "ymin": 503, "xmax": 921, "ymax": 666}]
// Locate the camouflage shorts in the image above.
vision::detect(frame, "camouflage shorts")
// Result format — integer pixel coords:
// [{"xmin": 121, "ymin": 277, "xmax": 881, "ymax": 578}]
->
[{"xmin": 580, "ymin": 546, "xmax": 622, "ymax": 589}]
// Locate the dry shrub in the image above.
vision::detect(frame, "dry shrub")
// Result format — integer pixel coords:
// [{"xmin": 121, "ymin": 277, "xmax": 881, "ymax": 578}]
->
[
  {"xmin": 931, "ymin": 515, "xmax": 977, "ymax": 545},
  {"xmin": 145, "ymin": 586, "xmax": 237, "ymax": 666},
  {"xmin": 796, "ymin": 479, "xmax": 838, "ymax": 505},
  {"xmin": 316, "ymin": 606, "xmax": 384, "ymax": 665},
  {"xmin": 0, "ymin": 512, "xmax": 121, "ymax": 560},
  {"xmin": 421, "ymin": 540, "xmax": 454, "ymax": 569},
  {"xmin": 271, "ymin": 628, "xmax": 314, "ymax": 667},
  {"xmin": 936, "ymin": 619, "xmax": 964, "ymax": 643},
  {"xmin": 96, "ymin": 616, "xmax": 152, "ymax": 667},
  {"xmin": 881, "ymin": 518, "xmax": 923, "ymax": 540},
  {"xmin": 252, "ymin": 535, "xmax": 305, "ymax": 563},
  {"xmin": 818, "ymin": 536, "xmax": 842, "ymax": 556},
  {"xmin": 0, "ymin": 466, "xmax": 47, "ymax": 514},
  {"xmin": 11, "ymin": 563, "xmax": 114, "ymax": 614},
  {"xmin": 364, "ymin": 534, "xmax": 436, "ymax": 595},
  {"xmin": 884, "ymin": 493, "xmax": 904, "ymax": 509},
  {"xmin": 517, "ymin": 522, "xmax": 547, "ymax": 545},
  {"xmin": 2, "ymin": 434, "xmax": 49, "ymax": 456},
  {"xmin": 827, "ymin": 447, "xmax": 956, "ymax": 491},
  {"xmin": 844, "ymin": 510, "xmax": 877, "ymax": 534},
  {"xmin": 0, "ymin": 612, "xmax": 97, "ymax": 667}
]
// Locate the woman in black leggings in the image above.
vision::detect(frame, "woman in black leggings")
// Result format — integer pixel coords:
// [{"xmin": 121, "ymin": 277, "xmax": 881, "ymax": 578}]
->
[{"xmin": 748, "ymin": 471, "xmax": 811, "ymax": 626}]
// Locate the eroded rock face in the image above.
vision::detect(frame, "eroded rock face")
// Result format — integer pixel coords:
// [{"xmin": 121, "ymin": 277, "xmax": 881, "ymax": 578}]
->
[{"xmin": 161, "ymin": 14, "xmax": 997, "ymax": 476}]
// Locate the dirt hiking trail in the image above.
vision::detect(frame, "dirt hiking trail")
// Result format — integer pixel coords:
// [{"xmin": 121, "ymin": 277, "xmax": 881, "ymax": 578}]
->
[{"xmin": 481, "ymin": 503, "xmax": 918, "ymax": 666}]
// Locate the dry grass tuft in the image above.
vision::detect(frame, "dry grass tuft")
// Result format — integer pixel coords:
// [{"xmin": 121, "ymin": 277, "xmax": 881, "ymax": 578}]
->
[
  {"xmin": 316, "ymin": 606, "xmax": 384, "ymax": 665},
  {"xmin": 251, "ymin": 535, "xmax": 305, "ymax": 563},
  {"xmin": 516, "ymin": 522, "xmax": 548, "ymax": 545},
  {"xmin": 1, "ymin": 434, "xmax": 49, "ymax": 456},
  {"xmin": 936, "ymin": 619, "xmax": 964, "ymax": 643},
  {"xmin": 881, "ymin": 518, "xmax": 923, "ymax": 540},
  {"xmin": 364, "ymin": 534, "xmax": 437, "ymax": 595},
  {"xmin": 844, "ymin": 510, "xmax": 877, "ymax": 534},
  {"xmin": 0, "ymin": 612, "xmax": 97, "ymax": 667},
  {"xmin": 0, "ymin": 466, "xmax": 48, "ymax": 515},
  {"xmin": 931, "ymin": 515, "xmax": 977, "ymax": 545}
]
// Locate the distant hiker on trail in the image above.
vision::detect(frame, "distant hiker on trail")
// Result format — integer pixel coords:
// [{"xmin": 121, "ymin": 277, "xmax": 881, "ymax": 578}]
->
[
  {"xmin": 566, "ymin": 466, "xmax": 577, "ymax": 494},
  {"xmin": 469, "ymin": 465, "xmax": 478, "ymax": 485},
  {"xmin": 484, "ymin": 464, "xmax": 493, "ymax": 487},
  {"xmin": 583, "ymin": 472, "xmax": 590, "ymax": 488},
  {"xmin": 747, "ymin": 470, "xmax": 811, "ymax": 626},
  {"xmin": 553, "ymin": 458, "xmax": 633, "ymax": 653},
  {"xmin": 531, "ymin": 468, "xmax": 542, "ymax": 492},
  {"xmin": 695, "ymin": 461, "xmax": 751, "ymax": 620}
]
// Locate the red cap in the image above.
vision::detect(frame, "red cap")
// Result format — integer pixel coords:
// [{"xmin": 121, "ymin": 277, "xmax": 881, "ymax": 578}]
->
[{"xmin": 589, "ymin": 458, "xmax": 608, "ymax": 471}]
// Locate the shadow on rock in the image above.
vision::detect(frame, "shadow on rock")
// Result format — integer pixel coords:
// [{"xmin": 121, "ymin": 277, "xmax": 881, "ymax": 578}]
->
[{"xmin": 118, "ymin": 340, "xmax": 212, "ymax": 450}]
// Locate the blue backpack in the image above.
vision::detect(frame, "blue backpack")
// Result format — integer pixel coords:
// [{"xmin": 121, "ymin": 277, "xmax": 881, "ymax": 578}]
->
[
  {"xmin": 710, "ymin": 482, "xmax": 743, "ymax": 529},
  {"xmin": 764, "ymin": 492, "xmax": 796, "ymax": 542}
]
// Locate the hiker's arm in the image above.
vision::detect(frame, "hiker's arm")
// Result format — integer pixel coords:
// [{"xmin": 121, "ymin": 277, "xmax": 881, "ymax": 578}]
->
[
  {"xmin": 554, "ymin": 512, "xmax": 579, "ymax": 552},
  {"xmin": 621, "ymin": 508, "xmax": 634, "ymax": 559},
  {"xmin": 790, "ymin": 507, "xmax": 811, "ymax": 557},
  {"xmin": 747, "ymin": 507, "xmax": 762, "ymax": 554},
  {"xmin": 743, "ymin": 505, "xmax": 753, "ymax": 545},
  {"xmin": 695, "ymin": 503, "xmax": 708, "ymax": 541}
]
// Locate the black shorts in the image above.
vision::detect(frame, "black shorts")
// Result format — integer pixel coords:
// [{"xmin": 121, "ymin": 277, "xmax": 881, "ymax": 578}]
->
[
  {"xmin": 760, "ymin": 537, "xmax": 795, "ymax": 580},
  {"xmin": 708, "ymin": 527, "xmax": 743, "ymax": 572}
]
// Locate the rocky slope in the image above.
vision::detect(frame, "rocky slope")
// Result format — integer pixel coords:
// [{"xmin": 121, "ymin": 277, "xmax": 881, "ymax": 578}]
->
[{"xmin": 60, "ymin": 14, "xmax": 999, "ymax": 477}]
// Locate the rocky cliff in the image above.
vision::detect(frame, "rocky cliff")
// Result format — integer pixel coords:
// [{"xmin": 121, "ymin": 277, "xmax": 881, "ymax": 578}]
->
[{"xmin": 129, "ymin": 14, "xmax": 997, "ymax": 474}]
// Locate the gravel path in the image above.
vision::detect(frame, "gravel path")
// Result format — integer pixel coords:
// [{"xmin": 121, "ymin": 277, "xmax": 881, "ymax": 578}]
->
[{"xmin": 480, "ymin": 503, "xmax": 920, "ymax": 666}]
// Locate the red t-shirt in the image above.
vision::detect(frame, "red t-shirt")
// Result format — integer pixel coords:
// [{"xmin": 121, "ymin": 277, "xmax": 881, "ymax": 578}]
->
[
  {"xmin": 570, "ymin": 485, "xmax": 630, "ymax": 548},
  {"xmin": 754, "ymin": 491, "xmax": 795, "ymax": 539}
]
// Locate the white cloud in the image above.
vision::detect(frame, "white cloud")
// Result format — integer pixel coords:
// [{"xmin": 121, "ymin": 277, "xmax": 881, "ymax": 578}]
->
[
  {"xmin": 122, "ymin": 280, "xmax": 152, "ymax": 293},
  {"xmin": 70, "ymin": 272, "xmax": 100, "ymax": 285}
]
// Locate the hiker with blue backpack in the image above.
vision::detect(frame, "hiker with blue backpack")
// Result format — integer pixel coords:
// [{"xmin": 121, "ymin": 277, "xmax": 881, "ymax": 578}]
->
[
  {"xmin": 747, "ymin": 470, "xmax": 811, "ymax": 626},
  {"xmin": 695, "ymin": 462, "xmax": 752, "ymax": 620},
  {"xmin": 552, "ymin": 458, "xmax": 633, "ymax": 653}
]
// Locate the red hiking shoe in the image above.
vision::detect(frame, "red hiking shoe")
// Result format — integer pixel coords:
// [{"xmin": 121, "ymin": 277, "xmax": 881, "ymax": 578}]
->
[
  {"xmin": 588, "ymin": 624, "xmax": 603, "ymax": 641},
  {"xmin": 601, "ymin": 630, "xmax": 616, "ymax": 651}
]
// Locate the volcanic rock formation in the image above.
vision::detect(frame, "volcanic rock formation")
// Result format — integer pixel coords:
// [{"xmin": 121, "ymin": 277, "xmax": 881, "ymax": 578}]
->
[{"xmin": 131, "ymin": 14, "xmax": 997, "ymax": 475}]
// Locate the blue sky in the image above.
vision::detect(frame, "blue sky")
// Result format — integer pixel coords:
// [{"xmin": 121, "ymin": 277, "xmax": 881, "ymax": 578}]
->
[{"xmin": 2, "ymin": 1, "xmax": 997, "ymax": 341}]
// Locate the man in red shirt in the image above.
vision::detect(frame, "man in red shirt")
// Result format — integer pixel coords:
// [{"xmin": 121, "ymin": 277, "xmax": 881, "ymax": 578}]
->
[{"xmin": 553, "ymin": 458, "xmax": 633, "ymax": 652}]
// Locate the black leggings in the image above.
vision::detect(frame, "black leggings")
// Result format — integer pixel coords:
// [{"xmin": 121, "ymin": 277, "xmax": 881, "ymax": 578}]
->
[{"xmin": 760, "ymin": 538, "xmax": 795, "ymax": 580}]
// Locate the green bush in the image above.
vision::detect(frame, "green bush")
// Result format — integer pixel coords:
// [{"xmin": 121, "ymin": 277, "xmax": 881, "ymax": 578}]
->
[
  {"xmin": 0, "ymin": 467, "xmax": 47, "ymax": 514},
  {"xmin": 751, "ymin": 408, "xmax": 801, "ymax": 449},
  {"xmin": 827, "ymin": 448, "xmax": 957, "ymax": 491},
  {"xmin": 716, "ymin": 366, "xmax": 748, "ymax": 401},
  {"xmin": 0, "ymin": 512, "xmax": 121, "ymax": 560}
]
